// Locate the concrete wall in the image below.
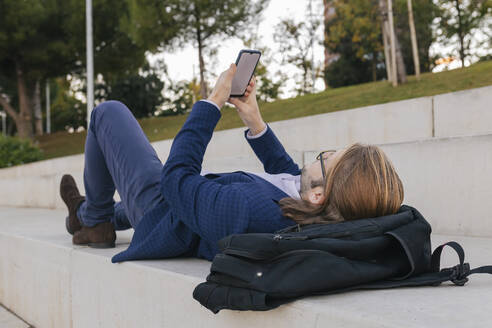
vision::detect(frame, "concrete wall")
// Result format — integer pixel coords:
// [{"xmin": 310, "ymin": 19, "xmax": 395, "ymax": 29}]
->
[
  {"xmin": 303, "ymin": 133, "xmax": 492, "ymax": 237},
  {"xmin": 0, "ymin": 209, "xmax": 73, "ymax": 328},
  {"xmin": 0, "ymin": 85, "xmax": 490, "ymax": 212},
  {"xmin": 381, "ymin": 135, "xmax": 492, "ymax": 237},
  {"xmin": 4, "ymin": 136, "xmax": 492, "ymax": 237},
  {"xmin": 434, "ymin": 85, "xmax": 492, "ymax": 138}
]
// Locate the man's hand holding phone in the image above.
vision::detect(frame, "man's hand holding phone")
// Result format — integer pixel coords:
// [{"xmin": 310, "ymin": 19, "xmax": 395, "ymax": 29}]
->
[
  {"xmin": 228, "ymin": 77, "xmax": 266, "ymax": 136},
  {"xmin": 207, "ymin": 63, "xmax": 237, "ymax": 109},
  {"xmin": 208, "ymin": 49, "xmax": 266, "ymax": 135}
]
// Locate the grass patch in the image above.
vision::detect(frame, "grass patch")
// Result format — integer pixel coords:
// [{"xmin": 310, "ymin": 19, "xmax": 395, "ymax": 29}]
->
[{"xmin": 36, "ymin": 60, "xmax": 492, "ymax": 160}]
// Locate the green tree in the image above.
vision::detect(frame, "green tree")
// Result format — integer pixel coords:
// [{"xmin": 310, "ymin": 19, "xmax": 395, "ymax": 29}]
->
[
  {"xmin": 129, "ymin": 0, "xmax": 269, "ymax": 99},
  {"xmin": 242, "ymin": 36, "xmax": 283, "ymax": 102},
  {"xmin": 255, "ymin": 60, "xmax": 283, "ymax": 102},
  {"xmin": 274, "ymin": 18, "xmax": 320, "ymax": 96},
  {"xmin": 324, "ymin": 0, "xmax": 388, "ymax": 87},
  {"xmin": 325, "ymin": 0, "xmax": 383, "ymax": 83},
  {"xmin": 108, "ymin": 74, "xmax": 164, "ymax": 118},
  {"xmin": 0, "ymin": 0, "xmax": 178, "ymax": 139},
  {"xmin": 0, "ymin": 0, "xmax": 73, "ymax": 138},
  {"xmin": 394, "ymin": 0, "xmax": 440, "ymax": 74},
  {"xmin": 49, "ymin": 78, "xmax": 86, "ymax": 132},
  {"xmin": 0, "ymin": 136, "xmax": 43, "ymax": 168},
  {"xmin": 324, "ymin": 44, "xmax": 382, "ymax": 88},
  {"xmin": 95, "ymin": 62, "xmax": 165, "ymax": 119},
  {"xmin": 160, "ymin": 79, "xmax": 198, "ymax": 116},
  {"xmin": 437, "ymin": 0, "xmax": 492, "ymax": 67},
  {"xmin": 0, "ymin": 67, "xmax": 17, "ymax": 136},
  {"xmin": 324, "ymin": 0, "xmax": 435, "ymax": 87}
]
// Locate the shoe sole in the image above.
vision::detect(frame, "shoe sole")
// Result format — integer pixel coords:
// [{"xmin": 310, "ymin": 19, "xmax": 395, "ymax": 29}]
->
[
  {"xmin": 88, "ymin": 242, "xmax": 116, "ymax": 248},
  {"xmin": 60, "ymin": 175, "xmax": 84, "ymax": 235},
  {"xmin": 66, "ymin": 216, "xmax": 75, "ymax": 235}
]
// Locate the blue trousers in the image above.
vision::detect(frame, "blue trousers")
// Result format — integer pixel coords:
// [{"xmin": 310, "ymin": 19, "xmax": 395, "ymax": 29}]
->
[{"xmin": 77, "ymin": 101, "xmax": 165, "ymax": 230}]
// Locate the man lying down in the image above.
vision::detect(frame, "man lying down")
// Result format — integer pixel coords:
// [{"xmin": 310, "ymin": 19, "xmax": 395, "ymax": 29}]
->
[{"xmin": 60, "ymin": 63, "xmax": 403, "ymax": 262}]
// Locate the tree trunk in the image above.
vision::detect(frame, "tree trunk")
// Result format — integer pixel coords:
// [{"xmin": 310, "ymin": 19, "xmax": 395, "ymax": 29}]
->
[
  {"xmin": 379, "ymin": 0, "xmax": 392, "ymax": 82},
  {"xmin": 387, "ymin": 0, "xmax": 398, "ymax": 86},
  {"xmin": 372, "ymin": 52, "xmax": 377, "ymax": 81},
  {"xmin": 407, "ymin": 0, "xmax": 420, "ymax": 79},
  {"xmin": 15, "ymin": 62, "xmax": 34, "ymax": 139},
  {"xmin": 303, "ymin": 64, "xmax": 309, "ymax": 95},
  {"xmin": 0, "ymin": 94, "xmax": 19, "ymax": 123},
  {"xmin": 0, "ymin": 88, "xmax": 31, "ymax": 140},
  {"xmin": 394, "ymin": 28, "xmax": 408, "ymax": 84},
  {"xmin": 7, "ymin": 119, "xmax": 15, "ymax": 136},
  {"xmin": 455, "ymin": 0, "xmax": 465, "ymax": 67},
  {"xmin": 197, "ymin": 27, "xmax": 208, "ymax": 99},
  {"xmin": 323, "ymin": 0, "xmax": 336, "ymax": 89},
  {"xmin": 382, "ymin": 22, "xmax": 392, "ymax": 81},
  {"xmin": 33, "ymin": 79, "xmax": 43, "ymax": 136},
  {"xmin": 300, "ymin": 59, "xmax": 308, "ymax": 95}
]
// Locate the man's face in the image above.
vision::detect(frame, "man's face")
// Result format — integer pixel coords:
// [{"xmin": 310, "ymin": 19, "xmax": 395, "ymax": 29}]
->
[{"xmin": 300, "ymin": 149, "xmax": 344, "ymax": 204}]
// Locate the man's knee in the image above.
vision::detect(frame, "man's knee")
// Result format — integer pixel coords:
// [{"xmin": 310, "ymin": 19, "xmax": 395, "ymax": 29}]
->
[{"xmin": 91, "ymin": 101, "xmax": 131, "ymax": 130}]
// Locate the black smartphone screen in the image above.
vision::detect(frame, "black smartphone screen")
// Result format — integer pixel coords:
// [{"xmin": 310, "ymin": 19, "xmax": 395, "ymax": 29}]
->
[{"xmin": 230, "ymin": 50, "xmax": 261, "ymax": 97}]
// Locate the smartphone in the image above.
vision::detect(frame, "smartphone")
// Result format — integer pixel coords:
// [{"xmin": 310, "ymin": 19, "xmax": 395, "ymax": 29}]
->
[{"xmin": 230, "ymin": 49, "xmax": 261, "ymax": 97}]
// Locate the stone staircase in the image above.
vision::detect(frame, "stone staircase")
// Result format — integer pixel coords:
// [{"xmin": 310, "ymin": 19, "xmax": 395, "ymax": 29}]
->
[
  {"xmin": 1, "ymin": 207, "xmax": 491, "ymax": 328},
  {"xmin": 1, "ymin": 85, "xmax": 491, "ymax": 327}
]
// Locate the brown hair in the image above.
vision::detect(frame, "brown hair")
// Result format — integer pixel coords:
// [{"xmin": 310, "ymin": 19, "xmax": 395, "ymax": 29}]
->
[{"xmin": 279, "ymin": 143, "xmax": 404, "ymax": 224}]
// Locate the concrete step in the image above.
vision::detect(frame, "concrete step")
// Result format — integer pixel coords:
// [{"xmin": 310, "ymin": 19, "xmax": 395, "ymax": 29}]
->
[
  {"xmin": 0, "ymin": 305, "xmax": 30, "ymax": 328},
  {"xmin": 1, "ymin": 206, "xmax": 492, "ymax": 328},
  {"xmin": 2, "ymin": 133, "xmax": 492, "ymax": 237},
  {"xmin": 307, "ymin": 133, "xmax": 492, "ymax": 238}
]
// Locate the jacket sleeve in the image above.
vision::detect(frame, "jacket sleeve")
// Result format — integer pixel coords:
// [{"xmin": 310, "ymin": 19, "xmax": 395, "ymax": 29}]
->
[
  {"xmin": 161, "ymin": 101, "xmax": 251, "ymax": 244},
  {"xmin": 245, "ymin": 125, "xmax": 301, "ymax": 175}
]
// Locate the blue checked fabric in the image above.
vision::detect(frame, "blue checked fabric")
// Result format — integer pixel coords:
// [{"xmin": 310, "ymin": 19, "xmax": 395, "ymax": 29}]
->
[{"xmin": 112, "ymin": 101, "xmax": 301, "ymax": 262}]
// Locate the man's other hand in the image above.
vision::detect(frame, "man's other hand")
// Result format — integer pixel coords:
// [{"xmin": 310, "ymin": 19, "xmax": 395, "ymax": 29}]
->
[
  {"xmin": 207, "ymin": 64, "xmax": 236, "ymax": 109},
  {"xmin": 228, "ymin": 77, "xmax": 266, "ymax": 135}
]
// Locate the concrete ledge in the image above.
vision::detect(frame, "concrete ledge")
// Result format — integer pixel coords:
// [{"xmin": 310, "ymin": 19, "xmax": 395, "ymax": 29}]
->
[
  {"xmin": 0, "ymin": 172, "xmax": 121, "ymax": 210},
  {"xmin": 308, "ymin": 133, "xmax": 492, "ymax": 238},
  {"xmin": 0, "ymin": 305, "xmax": 30, "ymax": 328},
  {"xmin": 434, "ymin": 85, "xmax": 492, "ymax": 138},
  {"xmin": 1, "ymin": 207, "xmax": 492, "ymax": 328},
  {"xmin": 4, "ymin": 133, "xmax": 492, "ymax": 237},
  {"xmin": 380, "ymin": 134, "xmax": 492, "ymax": 237}
]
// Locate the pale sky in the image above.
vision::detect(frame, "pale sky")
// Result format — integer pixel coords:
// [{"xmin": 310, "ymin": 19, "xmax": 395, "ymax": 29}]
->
[
  {"xmin": 147, "ymin": 0, "xmax": 326, "ymax": 98},
  {"xmin": 147, "ymin": 0, "xmax": 490, "ymax": 96}
]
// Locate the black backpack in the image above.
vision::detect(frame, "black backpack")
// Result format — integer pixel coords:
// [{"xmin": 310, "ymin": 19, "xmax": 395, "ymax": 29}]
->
[{"xmin": 193, "ymin": 205, "xmax": 492, "ymax": 313}]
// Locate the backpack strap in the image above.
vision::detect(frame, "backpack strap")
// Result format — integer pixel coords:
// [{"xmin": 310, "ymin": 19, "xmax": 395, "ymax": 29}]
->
[
  {"xmin": 351, "ymin": 241, "xmax": 492, "ymax": 290},
  {"xmin": 430, "ymin": 241, "xmax": 492, "ymax": 286}
]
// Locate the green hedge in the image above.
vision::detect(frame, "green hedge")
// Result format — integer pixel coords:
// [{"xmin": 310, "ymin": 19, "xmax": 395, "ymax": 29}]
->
[{"xmin": 0, "ymin": 136, "xmax": 43, "ymax": 168}]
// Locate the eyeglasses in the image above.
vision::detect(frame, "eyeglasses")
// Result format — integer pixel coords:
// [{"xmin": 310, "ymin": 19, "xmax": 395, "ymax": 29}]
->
[{"xmin": 316, "ymin": 150, "xmax": 336, "ymax": 180}]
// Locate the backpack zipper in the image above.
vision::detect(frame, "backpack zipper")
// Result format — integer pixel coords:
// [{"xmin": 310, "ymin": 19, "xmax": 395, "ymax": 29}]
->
[
  {"xmin": 274, "ymin": 225, "xmax": 379, "ymax": 241},
  {"xmin": 273, "ymin": 234, "xmax": 308, "ymax": 241}
]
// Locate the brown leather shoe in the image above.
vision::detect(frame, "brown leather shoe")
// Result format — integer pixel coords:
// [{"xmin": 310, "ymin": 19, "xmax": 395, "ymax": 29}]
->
[
  {"xmin": 60, "ymin": 174, "xmax": 85, "ymax": 235},
  {"xmin": 73, "ymin": 221, "xmax": 116, "ymax": 248}
]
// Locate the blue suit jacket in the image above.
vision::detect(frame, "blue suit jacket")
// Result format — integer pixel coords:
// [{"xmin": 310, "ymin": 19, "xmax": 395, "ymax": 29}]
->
[{"xmin": 112, "ymin": 101, "xmax": 300, "ymax": 262}]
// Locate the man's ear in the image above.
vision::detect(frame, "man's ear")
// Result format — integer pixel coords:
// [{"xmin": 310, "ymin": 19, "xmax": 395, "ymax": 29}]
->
[{"xmin": 307, "ymin": 186, "xmax": 325, "ymax": 205}]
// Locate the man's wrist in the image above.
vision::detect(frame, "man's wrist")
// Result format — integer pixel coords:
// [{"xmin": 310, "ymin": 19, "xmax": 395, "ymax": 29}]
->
[
  {"xmin": 247, "ymin": 124, "xmax": 268, "ymax": 139},
  {"xmin": 248, "ymin": 121, "xmax": 267, "ymax": 136},
  {"xmin": 207, "ymin": 95, "xmax": 224, "ymax": 109},
  {"xmin": 200, "ymin": 99, "xmax": 221, "ymax": 111}
]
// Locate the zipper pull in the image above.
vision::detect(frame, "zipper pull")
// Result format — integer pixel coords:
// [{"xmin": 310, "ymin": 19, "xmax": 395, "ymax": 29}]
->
[
  {"xmin": 284, "ymin": 235, "xmax": 309, "ymax": 240},
  {"xmin": 273, "ymin": 234, "xmax": 308, "ymax": 241}
]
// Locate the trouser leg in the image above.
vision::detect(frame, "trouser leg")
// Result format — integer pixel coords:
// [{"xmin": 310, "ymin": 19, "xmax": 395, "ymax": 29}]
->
[{"xmin": 77, "ymin": 100, "xmax": 164, "ymax": 229}]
